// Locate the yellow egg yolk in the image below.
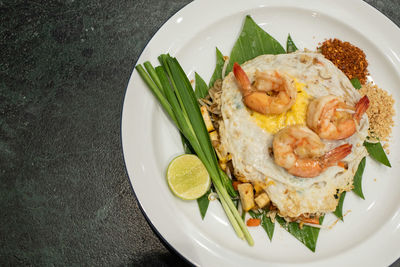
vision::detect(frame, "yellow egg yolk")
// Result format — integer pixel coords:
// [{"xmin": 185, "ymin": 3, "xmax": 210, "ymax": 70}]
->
[{"xmin": 250, "ymin": 81, "xmax": 311, "ymax": 134}]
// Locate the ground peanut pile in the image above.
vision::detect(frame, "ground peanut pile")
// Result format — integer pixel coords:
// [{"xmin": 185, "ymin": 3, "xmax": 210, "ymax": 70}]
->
[
  {"xmin": 359, "ymin": 83, "xmax": 395, "ymax": 151},
  {"xmin": 319, "ymin": 39, "xmax": 369, "ymax": 84}
]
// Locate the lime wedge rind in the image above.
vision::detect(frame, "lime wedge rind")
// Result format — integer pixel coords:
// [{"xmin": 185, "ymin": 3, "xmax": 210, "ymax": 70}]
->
[{"xmin": 167, "ymin": 154, "xmax": 211, "ymax": 200}]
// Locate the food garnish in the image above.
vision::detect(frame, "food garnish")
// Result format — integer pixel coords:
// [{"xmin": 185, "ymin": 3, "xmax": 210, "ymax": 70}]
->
[
  {"xmin": 352, "ymin": 157, "xmax": 367, "ymax": 199},
  {"xmin": 359, "ymin": 83, "xmax": 395, "ymax": 152},
  {"xmin": 136, "ymin": 54, "xmax": 254, "ymax": 245},
  {"xmin": 136, "ymin": 15, "xmax": 394, "ymax": 252},
  {"xmin": 248, "ymin": 209, "xmax": 274, "ymax": 241},
  {"xmin": 167, "ymin": 154, "xmax": 211, "ymax": 200},
  {"xmin": 276, "ymin": 216, "xmax": 324, "ymax": 252},
  {"xmin": 208, "ymin": 48, "xmax": 225, "ymax": 88},
  {"xmin": 286, "ymin": 34, "xmax": 298, "ymax": 53},
  {"xmin": 246, "ymin": 218, "xmax": 261, "ymax": 227},
  {"xmin": 196, "ymin": 188, "xmax": 211, "ymax": 220},
  {"xmin": 350, "ymin": 78, "xmax": 362, "ymax": 89},
  {"xmin": 319, "ymin": 38, "xmax": 369, "ymax": 84},
  {"xmin": 363, "ymin": 142, "xmax": 391, "ymax": 167},
  {"xmin": 333, "ymin": 191, "xmax": 347, "ymax": 220},
  {"xmin": 225, "ymin": 15, "xmax": 285, "ymax": 74}
]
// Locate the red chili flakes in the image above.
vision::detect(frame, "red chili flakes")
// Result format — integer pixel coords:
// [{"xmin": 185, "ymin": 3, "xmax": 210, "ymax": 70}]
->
[{"xmin": 319, "ymin": 38, "xmax": 369, "ymax": 84}]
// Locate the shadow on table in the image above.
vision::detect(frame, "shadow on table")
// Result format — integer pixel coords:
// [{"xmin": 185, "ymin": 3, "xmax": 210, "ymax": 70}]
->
[
  {"xmin": 131, "ymin": 254, "xmax": 399, "ymax": 267},
  {"xmin": 129, "ymin": 252, "xmax": 192, "ymax": 267}
]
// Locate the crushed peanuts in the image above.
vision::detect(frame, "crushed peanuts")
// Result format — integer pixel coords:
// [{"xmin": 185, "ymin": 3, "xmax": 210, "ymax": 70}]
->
[{"xmin": 359, "ymin": 83, "xmax": 395, "ymax": 152}]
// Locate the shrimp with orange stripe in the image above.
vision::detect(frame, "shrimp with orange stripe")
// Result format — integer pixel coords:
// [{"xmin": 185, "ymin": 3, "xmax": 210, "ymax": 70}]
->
[
  {"xmin": 272, "ymin": 125, "xmax": 352, "ymax": 178},
  {"xmin": 233, "ymin": 62, "xmax": 297, "ymax": 115},
  {"xmin": 307, "ymin": 95, "xmax": 370, "ymax": 140}
]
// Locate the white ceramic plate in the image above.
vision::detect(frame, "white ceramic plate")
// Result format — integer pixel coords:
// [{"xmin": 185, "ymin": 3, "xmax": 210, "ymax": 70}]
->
[{"xmin": 122, "ymin": 0, "xmax": 400, "ymax": 266}]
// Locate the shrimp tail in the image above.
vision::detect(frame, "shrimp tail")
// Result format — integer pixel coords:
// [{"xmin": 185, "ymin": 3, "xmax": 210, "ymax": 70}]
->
[
  {"xmin": 354, "ymin": 95, "xmax": 370, "ymax": 122},
  {"xmin": 321, "ymin": 144, "xmax": 352, "ymax": 168},
  {"xmin": 233, "ymin": 62, "xmax": 252, "ymax": 96}
]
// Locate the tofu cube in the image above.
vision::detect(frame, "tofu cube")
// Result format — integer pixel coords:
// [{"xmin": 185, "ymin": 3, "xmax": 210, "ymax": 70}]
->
[
  {"xmin": 253, "ymin": 181, "xmax": 268, "ymax": 195},
  {"xmin": 255, "ymin": 193, "xmax": 270, "ymax": 209},
  {"xmin": 237, "ymin": 183, "xmax": 255, "ymax": 211},
  {"xmin": 209, "ymin": 131, "xmax": 219, "ymax": 147},
  {"xmin": 200, "ymin": 106, "xmax": 214, "ymax": 132}
]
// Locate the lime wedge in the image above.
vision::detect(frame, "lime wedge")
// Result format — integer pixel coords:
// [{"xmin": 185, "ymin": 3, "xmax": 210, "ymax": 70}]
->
[{"xmin": 167, "ymin": 154, "xmax": 211, "ymax": 200}]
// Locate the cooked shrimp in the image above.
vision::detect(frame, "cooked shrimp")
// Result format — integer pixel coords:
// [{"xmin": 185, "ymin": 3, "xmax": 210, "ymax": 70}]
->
[
  {"xmin": 233, "ymin": 62, "xmax": 297, "ymax": 115},
  {"xmin": 273, "ymin": 125, "xmax": 352, "ymax": 178},
  {"xmin": 307, "ymin": 95, "xmax": 369, "ymax": 140}
]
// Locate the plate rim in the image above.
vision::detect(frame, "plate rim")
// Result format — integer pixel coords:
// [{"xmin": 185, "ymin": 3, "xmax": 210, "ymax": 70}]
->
[{"xmin": 121, "ymin": 0, "xmax": 400, "ymax": 266}]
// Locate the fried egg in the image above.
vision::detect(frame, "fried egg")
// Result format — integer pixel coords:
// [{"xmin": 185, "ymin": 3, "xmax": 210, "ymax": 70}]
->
[{"xmin": 219, "ymin": 52, "xmax": 368, "ymax": 218}]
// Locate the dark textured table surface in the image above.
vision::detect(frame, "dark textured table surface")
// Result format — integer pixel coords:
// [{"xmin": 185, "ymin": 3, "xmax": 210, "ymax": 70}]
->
[{"xmin": 1, "ymin": 0, "xmax": 399, "ymax": 266}]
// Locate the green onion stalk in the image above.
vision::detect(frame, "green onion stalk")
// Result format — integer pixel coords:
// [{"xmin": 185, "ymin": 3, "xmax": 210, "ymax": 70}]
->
[{"xmin": 136, "ymin": 54, "xmax": 254, "ymax": 246}]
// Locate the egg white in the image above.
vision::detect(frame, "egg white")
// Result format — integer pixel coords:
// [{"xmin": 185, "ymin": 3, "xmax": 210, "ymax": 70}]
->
[{"xmin": 220, "ymin": 52, "xmax": 368, "ymax": 218}]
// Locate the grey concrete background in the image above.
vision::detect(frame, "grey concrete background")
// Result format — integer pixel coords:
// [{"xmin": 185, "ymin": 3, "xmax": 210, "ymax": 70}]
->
[{"xmin": 0, "ymin": 0, "xmax": 399, "ymax": 266}]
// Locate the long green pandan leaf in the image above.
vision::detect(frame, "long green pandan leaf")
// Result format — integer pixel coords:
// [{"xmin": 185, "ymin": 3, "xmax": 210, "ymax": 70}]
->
[
  {"xmin": 364, "ymin": 141, "xmax": 391, "ymax": 167},
  {"xmin": 333, "ymin": 191, "xmax": 346, "ymax": 220},
  {"xmin": 160, "ymin": 55, "xmax": 253, "ymax": 245},
  {"xmin": 155, "ymin": 66, "xmax": 191, "ymax": 140},
  {"xmin": 183, "ymin": 130, "xmax": 210, "ymax": 220},
  {"xmin": 286, "ymin": 34, "xmax": 298, "ymax": 53},
  {"xmin": 353, "ymin": 157, "xmax": 366, "ymax": 199},
  {"xmin": 226, "ymin": 15, "xmax": 286, "ymax": 74},
  {"xmin": 209, "ymin": 47, "xmax": 225, "ymax": 88},
  {"xmin": 168, "ymin": 57, "xmax": 233, "ymax": 196},
  {"xmin": 169, "ymin": 59, "xmax": 239, "ymax": 197},
  {"xmin": 167, "ymin": 57, "xmax": 217, "ymax": 162},
  {"xmin": 195, "ymin": 72, "xmax": 209, "ymax": 99},
  {"xmin": 276, "ymin": 216, "xmax": 324, "ymax": 252},
  {"xmin": 241, "ymin": 209, "xmax": 246, "ymax": 221},
  {"xmin": 233, "ymin": 199, "xmax": 239, "ymax": 209},
  {"xmin": 181, "ymin": 134, "xmax": 195, "ymax": 154},
  {"xmin": 144, "ymin": 62, "xmax": 163, "ymax": 94},
  {"xmin": 219, "ymin": 168, "xmax": 238, "ymax": 198},
  {"xmin": 248, "ymin": 210, "xmax": 275, "ymax": 241},
  {"xmin": 136, "ymin": 65, "xmax": 177, "ymax": 126}
]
